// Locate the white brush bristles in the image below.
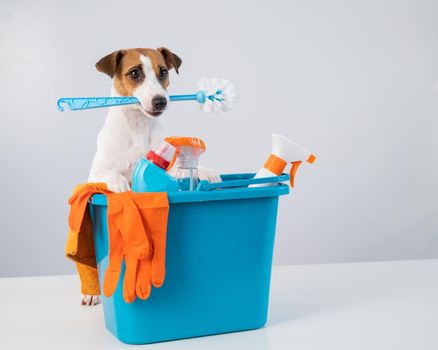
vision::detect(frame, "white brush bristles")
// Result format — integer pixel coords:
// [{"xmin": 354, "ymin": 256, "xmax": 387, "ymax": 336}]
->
[{"xmin": 198, "ymin": 78, "xmax": 237, "ymax": 113}]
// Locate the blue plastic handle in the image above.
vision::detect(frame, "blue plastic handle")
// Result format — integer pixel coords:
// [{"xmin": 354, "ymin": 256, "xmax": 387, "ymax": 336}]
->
[
  {"xmin": 57, "ymin": 97, "xmax": 139, "ymax": 111},
  {"xmin": 197, "ymin": 173, "xmax": 290, "ymax": 191}
]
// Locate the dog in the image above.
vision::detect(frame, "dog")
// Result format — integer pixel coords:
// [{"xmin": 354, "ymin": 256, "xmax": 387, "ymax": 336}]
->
[{"xmin": 84, "ymin": 47, "xmax": 220, "ymax": 305}]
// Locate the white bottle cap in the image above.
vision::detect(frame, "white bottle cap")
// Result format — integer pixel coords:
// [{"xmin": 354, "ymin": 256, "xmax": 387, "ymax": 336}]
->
[{"xmin": 153, "ymin": 141, "xmax": 176, "ymax": 163}]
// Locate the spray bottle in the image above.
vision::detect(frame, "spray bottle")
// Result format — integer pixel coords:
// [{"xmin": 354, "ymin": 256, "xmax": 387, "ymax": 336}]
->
[
  {"xmin": 165, "ymin": 137, "xmax": 206, "ymax": 191},
  {"xmin": 131, "ymin": 141, "xmax": 180, "ymax": 193},
  {"xmin": 252, "ymin": 134, "xmax": 316, "ymax": 187}
]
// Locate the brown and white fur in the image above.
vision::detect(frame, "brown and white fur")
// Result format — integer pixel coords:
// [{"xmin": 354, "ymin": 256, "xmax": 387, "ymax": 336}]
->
[{"xmin": 84, "ymin": 48, "xmax": 220, "ymax": 305}]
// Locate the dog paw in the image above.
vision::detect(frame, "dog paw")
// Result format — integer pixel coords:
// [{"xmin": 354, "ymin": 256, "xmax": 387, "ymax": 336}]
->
[
  {"xmin": 198, "ymin": 168, "xmax": 222, "ymax": 183},
  {"xmin": 81, "ymin": 294, "xmax": 101, "ymax": 306},
  {"xmin": 106, "ymin": 179, "xmax": 131, "ymax": 193}
]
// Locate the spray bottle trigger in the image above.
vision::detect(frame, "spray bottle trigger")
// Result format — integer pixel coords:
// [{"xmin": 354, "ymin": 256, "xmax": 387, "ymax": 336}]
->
[
  {"xmin": 307, "ymin": 154, "xmax": 316, "ymax": 164},
  {"xmin": 289, "ymin": 161, "xmax": 303, "ymax": 187}
]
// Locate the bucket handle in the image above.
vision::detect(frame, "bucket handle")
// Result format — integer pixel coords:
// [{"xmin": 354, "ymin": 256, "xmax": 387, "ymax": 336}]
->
[{"xmin": 197, "ymin": 173, "xmax": 290, "ymax": 191}]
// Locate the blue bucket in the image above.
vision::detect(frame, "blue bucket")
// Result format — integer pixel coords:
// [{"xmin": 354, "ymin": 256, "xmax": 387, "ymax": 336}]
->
[{"xmin": 89, "ymin": 173, "xmax": 289, "ymax": 344}]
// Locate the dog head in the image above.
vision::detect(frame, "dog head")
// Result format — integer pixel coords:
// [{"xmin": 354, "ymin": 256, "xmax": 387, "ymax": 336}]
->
[{"xmin": 95, "ymin": 48, "xmax": 182, "ymax": 117}]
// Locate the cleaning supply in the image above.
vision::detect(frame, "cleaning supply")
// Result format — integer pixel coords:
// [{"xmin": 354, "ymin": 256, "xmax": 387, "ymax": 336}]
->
[
  {"xmin": 103, "ymin": 191, "xmax": 169, "ymax": 303},
  {"xmin": 66, "ymin": 183, "xmax": 170, "ymax": 303},
  {"xmin": 104, "ymin": 191, "xmax": 150, "ymax": 303},
  {"xmin": 131, "ymin": 193, "xmax": 169, "ymax": 294},
  {"xmin": 131, "ymin": 141, "xmax": 179, "ymax": 193},
  {"xmin": 252, "ymin": 134, "xmax": 316, "ymax": 187},
  {"xmin": 57, "ymin": 78, "xmax": 237, "ymax": 113},
  {"xmin": 165, "ymin": 137, "xmax": 206, "ymax": 191},
  {"xmin": 89, "ymin": 173, "xmax": 290, "ymax": 344},
  {"xmin": 66, "ymin": 183, "xmax": 113, "ymax": 296}
]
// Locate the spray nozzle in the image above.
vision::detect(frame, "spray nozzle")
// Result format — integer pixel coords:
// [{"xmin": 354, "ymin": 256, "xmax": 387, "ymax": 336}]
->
[
  {"xmin": 164, "ymin": 136, "xmax": 206, "ymax": 191},
  {"xmin": 164, "ymin": 137, "xmax": 206, "ymax": 169},
  {"xmin": 265, "ymin": 134, "xmax": 316, "ymax": 187}
]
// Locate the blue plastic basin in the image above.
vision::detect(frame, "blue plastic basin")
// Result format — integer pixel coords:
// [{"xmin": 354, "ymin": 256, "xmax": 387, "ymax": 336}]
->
[{"xmin": 89, "ymin": 173, "xmax": 289, "ymax": 344}]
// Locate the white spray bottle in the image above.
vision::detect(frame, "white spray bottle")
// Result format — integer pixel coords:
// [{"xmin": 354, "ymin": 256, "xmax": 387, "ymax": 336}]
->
[{"xmin": 252, "ymin": 134, "xmax": 316, "ymax": 187}]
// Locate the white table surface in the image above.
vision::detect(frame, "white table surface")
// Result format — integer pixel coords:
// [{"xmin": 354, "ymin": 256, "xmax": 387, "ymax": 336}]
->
[{"xmin": 1, "ymin": 259, "xmax": 437, "ymax": 350}]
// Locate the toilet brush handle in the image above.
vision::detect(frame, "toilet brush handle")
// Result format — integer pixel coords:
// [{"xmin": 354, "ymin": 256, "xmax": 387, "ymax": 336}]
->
[
  {"xmin": 57, "ymin": 97, "xmax": 139, "ymax": 111},
  {"xmin": 57, "ymin": 91, "xmax": 223, "ymax": 112}
]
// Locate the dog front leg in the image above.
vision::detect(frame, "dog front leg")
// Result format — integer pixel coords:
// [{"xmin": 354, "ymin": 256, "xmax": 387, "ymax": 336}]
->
[
  {"xmin": 76, "ymin": 262, "xmax": 101, "ymax": 306},
  {"xmin": 89, "ymin": 168, "xmax": 131, "ymax": 193},
  {"xmin": 104, "ymin": 172, "xmax": 131, "ymax": 193},
  {"xmin": 89, "ymin": 152, "xmax": 131, "ymax": 192}
]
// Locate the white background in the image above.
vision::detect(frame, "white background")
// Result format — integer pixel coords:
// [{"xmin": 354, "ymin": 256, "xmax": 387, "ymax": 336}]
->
[{"xmin": 0, "ymin": 0, "xmax": 437, "ymax": 277}]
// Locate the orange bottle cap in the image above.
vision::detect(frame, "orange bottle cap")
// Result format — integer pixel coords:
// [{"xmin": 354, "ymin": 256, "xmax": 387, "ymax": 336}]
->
[
  {"xmin": 164, "ymin": 137, "xmax": 206, "ymax": 170},
  {"xmin": 164, "ymin": 137, "xmax": 206, "ymax": 151}
]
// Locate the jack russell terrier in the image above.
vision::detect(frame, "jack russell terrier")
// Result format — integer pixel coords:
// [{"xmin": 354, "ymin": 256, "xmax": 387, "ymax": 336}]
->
[{"xmin": 83, "ymin": 47, "xmax": 220, "ymax": 306}]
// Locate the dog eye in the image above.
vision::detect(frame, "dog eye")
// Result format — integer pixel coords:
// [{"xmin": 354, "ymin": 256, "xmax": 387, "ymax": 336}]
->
[
  {"xmin": 129, "ymin": 69, "xmax": 140, "ymax": 80},
  {"xmin": 159, "ymin": 67, "xmax": 168, "ymax": 80}
]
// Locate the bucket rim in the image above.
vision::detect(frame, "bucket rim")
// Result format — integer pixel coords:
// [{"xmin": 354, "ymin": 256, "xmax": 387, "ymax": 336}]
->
[{"xmin": 90, "ymin": 173, "xmax": 289, "ymax": 205}]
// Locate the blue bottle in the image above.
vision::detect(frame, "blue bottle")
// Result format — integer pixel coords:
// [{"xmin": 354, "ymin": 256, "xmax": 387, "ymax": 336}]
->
[{"xmin": 132, "ymin": 141, "xmax": 179, "ymax": 193}]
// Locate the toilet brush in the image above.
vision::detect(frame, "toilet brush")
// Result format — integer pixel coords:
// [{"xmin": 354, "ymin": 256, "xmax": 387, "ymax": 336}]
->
[{"xmin": 57, "ymin": 78, "xmax": 236, "ymax": 113}]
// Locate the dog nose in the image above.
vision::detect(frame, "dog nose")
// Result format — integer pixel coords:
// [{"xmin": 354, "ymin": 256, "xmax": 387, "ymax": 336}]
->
[{"xmin": 152, "ymin": 96, "xmax": 167, "ymax": 111}]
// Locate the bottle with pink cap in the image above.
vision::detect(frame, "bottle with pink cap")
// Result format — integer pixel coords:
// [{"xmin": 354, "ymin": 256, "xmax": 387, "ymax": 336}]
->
[{"xmin": 131, "ymin": 141, "xmax": 180, "ymax": 193}]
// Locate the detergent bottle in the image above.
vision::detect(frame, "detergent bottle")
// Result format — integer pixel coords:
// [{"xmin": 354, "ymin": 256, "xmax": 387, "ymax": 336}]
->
[
  {"xmin": 165, "ymin": 137, "xmax": 206, "ymax": 191},
  {"xmin": 252, "ymin": 134, "xmax": 316, "ymax": 187},
  {"xmin": 131, "ymin": 141, "xmax": 180, "ymax": 192}
]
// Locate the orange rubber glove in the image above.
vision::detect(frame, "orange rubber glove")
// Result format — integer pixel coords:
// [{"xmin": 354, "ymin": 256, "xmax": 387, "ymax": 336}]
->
[
  {"xmin": 130, "ymin": 192, "xmax": 169, "ymax": 299},
  {"xmin": 68, "ymin": 183, "xmax": 111, "ymax": 233},
  {"xmin": 103, "ymin": 192, "xmax": 150, "ymax": 303},
  {"xmin": 103, "ymin": 192, "xmax": 169, "ymax": 303},
  {"xmin": 67, "ymin": 183, "xmax": 114, "ymax": 296}
]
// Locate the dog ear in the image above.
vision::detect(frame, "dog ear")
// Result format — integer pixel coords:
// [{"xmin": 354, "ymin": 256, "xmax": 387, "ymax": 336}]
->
[
  {"xmin": 95, "ymin": 50, "xmax": 126, "ymax": 78},
  {"xmin": 157, "ymin": 47, "xmax": 182, "ymax": 74}
]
